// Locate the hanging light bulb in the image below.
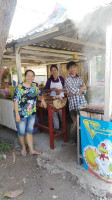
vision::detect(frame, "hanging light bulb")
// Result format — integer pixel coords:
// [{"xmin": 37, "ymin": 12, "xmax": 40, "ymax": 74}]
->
[{"xmin": 73, "ymin": 54, "xmax": 78, "ymax": 60}]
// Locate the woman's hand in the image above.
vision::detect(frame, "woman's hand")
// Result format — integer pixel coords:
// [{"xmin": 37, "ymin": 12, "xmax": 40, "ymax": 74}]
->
[
  {"xmin": 56, "ymin": 89, "xmax": 62, "ymax": 95},
  {"xmin": 15, "ymin": 113, "xmax": 21, "ymax": 123},
  {"xmin": 41, "ymin": 99, "xmax": 47, "ymax": 109},
  {"xmin": 51, "ymin": 88, "xmax": 58, "ymax": 92},
  {"xmin": 38, "ymin": 96, "xmax": 43, "ymax": 101}
]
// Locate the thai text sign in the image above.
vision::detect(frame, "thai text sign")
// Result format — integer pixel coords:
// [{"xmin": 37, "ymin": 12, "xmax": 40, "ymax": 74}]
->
[{"xmin": 80, "ymin": 116, "xmax": 112, "ymax": 182}]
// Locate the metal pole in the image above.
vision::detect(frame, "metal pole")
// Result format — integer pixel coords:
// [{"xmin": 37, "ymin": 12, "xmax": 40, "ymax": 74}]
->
[{"xmin": 104, "ymin": 23, "xmax": 112, "ymax": 121}]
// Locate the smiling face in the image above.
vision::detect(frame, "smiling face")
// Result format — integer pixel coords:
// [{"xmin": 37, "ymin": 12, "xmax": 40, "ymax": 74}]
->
[
  {"xmin": 25, "ymin": 71, "xmax": 35, "ymax": 85},
  {"xmin": 50, "ymin": 67, "xmax": 58, "ymax": 79},
  {"xmin": 68, "ymin": 65, "xmax": 77, "ymax": 76}
]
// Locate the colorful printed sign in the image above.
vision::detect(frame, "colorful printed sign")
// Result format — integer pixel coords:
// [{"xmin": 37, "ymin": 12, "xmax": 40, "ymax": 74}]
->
[{"xmin": 80, "ymin": 116, "xmax": 112, "ymax": 183}]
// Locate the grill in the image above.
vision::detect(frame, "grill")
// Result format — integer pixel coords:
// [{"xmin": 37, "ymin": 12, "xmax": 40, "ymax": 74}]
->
[{"xmin": 80, "ymin": 105, "xmax": 104, "ymax": 115}]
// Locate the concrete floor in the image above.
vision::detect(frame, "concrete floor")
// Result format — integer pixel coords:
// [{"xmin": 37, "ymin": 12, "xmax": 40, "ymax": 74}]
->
[{"xmin": 0, "ymin": 125, "xmax": 112, "ymax": 198}]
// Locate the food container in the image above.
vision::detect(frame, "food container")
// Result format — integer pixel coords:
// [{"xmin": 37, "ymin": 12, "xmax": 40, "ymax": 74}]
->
[
  {"xmin": 0, "ymin": 89, "xmax": 6, "ymax": 96},
  {"xmin": 5, "ymin": 86, "xmax": 10, "ymax": 96}
]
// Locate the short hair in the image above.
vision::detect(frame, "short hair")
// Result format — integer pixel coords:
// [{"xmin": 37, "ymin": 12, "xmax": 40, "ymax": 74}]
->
[
  {"xmin": 66, "ymin": 61, "xmax": 76, "ymax": 70},
  {"xmin": 25, "ymin": 69, "xmax": 35, "ymax": 76},
  {"xmin": 50, "ymin": 65, "xmax": 58, "ymax": 71}
]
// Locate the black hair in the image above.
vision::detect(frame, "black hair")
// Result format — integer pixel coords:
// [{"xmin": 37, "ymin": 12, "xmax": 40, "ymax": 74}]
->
[
  {"xmin": 50, "ymin": 65, "xmax": 58, "ymax": 71},
  {"xmin": 25, "ymin": 69, "xmax": 35, "ymax": 76},
  {"xmin": 50, "ymin": 65, "xmax": 58, "ymax": 81},
  {"xmin": 66, "ymin": 61, "xmax": 76, "ymax": 70}
]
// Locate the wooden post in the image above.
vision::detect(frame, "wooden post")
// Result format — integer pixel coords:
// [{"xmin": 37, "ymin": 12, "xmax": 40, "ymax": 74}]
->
[
  {"xmin": 48, "ymin": 104, "xmax": 54, "ymax": 149},
  {"xmin": 62, "ymin": 106, "xmax": 67, "ymax": 142},
  {"xmin": 88, "ymin": 60, "xmax": 92, "ymax": 86},
  {"xmin": 104, "ymin": 23, "xmax": 112, "ymax": 121},
  {"xmin": 10, "ymin": 67, "xmax": 13, "ymax": 84},
  {"xmin": 15, "ymin": 47, "xmax": 22, "ymax": 83},
  {"xmin": 39, "ymin": 107, "xmax": 43, "ymax": 132},
  {"xmin": 57, "ymin": 63, "xmax": 60, "ymax": 76}
]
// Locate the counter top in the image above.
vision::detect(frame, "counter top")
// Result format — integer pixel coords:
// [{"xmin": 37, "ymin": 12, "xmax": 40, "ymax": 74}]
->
[
  {"xmin": 0, "ymin": 98, "xmax": 16, "ymax": 130},
  {"xmin": 0, "ymin": 96, "xmax": 13, "ymax": 101}
]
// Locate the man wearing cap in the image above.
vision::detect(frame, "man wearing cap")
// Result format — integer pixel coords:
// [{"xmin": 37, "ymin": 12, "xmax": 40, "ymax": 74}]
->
[{"xmin": 65, "ymin": 61, "xmax": 87, "ymax": 142}]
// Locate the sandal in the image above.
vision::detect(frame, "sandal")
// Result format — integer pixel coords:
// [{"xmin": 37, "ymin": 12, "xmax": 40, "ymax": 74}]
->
[
  {"xmin": 29, "ymin": 150, "xmax": 42, "ymax": 155},
  {"xmin": 21, "ymin": 149, "xmax": 27, "ymax": 157}
]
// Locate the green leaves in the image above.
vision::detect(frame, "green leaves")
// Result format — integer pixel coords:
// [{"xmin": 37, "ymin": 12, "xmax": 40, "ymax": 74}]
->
[{"xmin": 0, "ymin": 141, "xmax": 10, "ymax": 154}]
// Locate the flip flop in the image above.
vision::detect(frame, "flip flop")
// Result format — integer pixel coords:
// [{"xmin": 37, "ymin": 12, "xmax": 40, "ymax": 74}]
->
[
  {"xmin": 21, "ymin": 149, "xmax": 27, "ymax": 157},
  {"xmin": 29, "ymin": 150, "xmax": 42, "ymax": 155}
]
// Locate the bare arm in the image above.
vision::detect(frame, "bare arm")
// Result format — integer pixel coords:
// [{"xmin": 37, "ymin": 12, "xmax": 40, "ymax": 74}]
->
[
  {"xmin": 46, "ymin": 88, "xmax": 58, "ymax": 93},
  {"xmin": 65, "ymin": 77, "xmax": 86, "ymax": 97},
  {"xmin": 56, "ymin": 87, "xmax": 66, "ymax": 95},
  {"xmin": 79, "ymin": 84, "xmax": 87, "ymax": 95},
  {"xmin": 38, "ymin": 96, "xmax": 47, "ymax": 109},
  {"xmin": 14, "ymin": 101, "xmax": 21, "ymax": 123},
  {"xmin": 80, "ymin": 85, "xmax": 87, "ymax": 90}
]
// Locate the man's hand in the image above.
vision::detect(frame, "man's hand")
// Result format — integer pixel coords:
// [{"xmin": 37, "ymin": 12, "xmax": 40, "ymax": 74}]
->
[
  {"xmin": 80, "ymin": 85, "xmax": 86, "ymax": 90},
  {"xmin": 15, "ymin": 113, "xmax": 21, "ymax": 123},
  {"xmin": 68, "ymin": 93, "xmax": 74, "ymax": 97},
  {"xmin": 79, "ymin": 88, "xmax": 83, "ymax": 95}
]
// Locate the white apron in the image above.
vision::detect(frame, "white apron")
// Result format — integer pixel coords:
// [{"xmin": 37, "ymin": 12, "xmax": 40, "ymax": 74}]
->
[{"xmin": 50, "ymin": 77, "xmax": 64, "ymax": 97}]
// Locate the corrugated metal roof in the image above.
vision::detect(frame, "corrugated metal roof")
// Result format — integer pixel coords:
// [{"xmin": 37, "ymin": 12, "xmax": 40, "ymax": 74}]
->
[{"xmin": 27, "ymin": 4, "xmax": 68, "ymax": 36}]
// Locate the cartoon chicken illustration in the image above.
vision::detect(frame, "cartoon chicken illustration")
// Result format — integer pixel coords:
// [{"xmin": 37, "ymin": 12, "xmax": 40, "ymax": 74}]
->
[
  {"xmin": 84, "ymin": 140, "xmax": 112, "ymax": 181},
  {"xmin": 98, "ymin": 143, "xmax": 109, "ymax": 161}
]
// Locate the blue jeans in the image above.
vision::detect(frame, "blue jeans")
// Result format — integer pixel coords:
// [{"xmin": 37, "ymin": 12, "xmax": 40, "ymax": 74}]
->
[
  {"xmin": 53, "ymin": 110, "xmax": 62, "ymax": 129},
  {"xmin": 15, "ymin": 115, "xmax": 36, "ymax": 136}
]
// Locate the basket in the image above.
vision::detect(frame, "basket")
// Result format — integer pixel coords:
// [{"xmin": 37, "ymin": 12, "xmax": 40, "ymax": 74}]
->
[
  {"xmin": 37, "ymin": 96, "xmax": 67, "ymax": 109},
  {"xmin": 9, "ymin": 86, "xmax": 16, "ymax": 98}
]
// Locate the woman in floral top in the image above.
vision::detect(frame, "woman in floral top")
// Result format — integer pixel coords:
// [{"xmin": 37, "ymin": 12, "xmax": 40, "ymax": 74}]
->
[{"xmin": 13, "ymin": 70, "xmax": 47, "ymax": 156}]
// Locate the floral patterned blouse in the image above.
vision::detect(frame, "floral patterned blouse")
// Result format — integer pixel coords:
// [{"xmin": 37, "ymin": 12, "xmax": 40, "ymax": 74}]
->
[{"xmin": 13, "ymin": 83, "xmax": 39, "ymax": 118}]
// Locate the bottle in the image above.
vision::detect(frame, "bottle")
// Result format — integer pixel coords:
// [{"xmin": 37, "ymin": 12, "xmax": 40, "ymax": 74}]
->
[{"xmin": 5, "ymin": 85, "xmax": 10, "ymax": 96}]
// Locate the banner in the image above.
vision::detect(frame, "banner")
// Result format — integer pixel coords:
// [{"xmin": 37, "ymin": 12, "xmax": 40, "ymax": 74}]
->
[{"xmin": 80, "ymin": 116, "xmax": 112, "ymax": 183}]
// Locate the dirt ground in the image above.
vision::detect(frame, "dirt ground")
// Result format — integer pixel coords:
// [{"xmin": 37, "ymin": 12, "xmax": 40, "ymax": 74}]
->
[
  {"xmin": 0, "ymin": 147, "xmax": 98, "ymax": 200},
  {"xmin": 0, "ymin": 126, "xmax": 111, "ymax": 200}
]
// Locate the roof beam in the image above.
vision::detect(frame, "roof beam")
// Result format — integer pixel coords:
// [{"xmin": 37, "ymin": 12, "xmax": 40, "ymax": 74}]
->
[
  {"xmin": 3, "ymin": 55, "xmax": 66, "ymax": 63},
  {"xmin": 23, "ymin": 46, "xmax": 85, "ymax": 56},
  {"xmin": 3, "ymin": 53, "xmax": 85, "ymax": 63},
  {"xmin": 21, "ymin": 49, "xmax": 73, "ymax": 59},
  {"xmin": 54, "ymin": 36, "xmax": 105, "ymax": 49},
  {"xmin": 6, "ymin": 46, "xmax": 85, "ymax": 56}
]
